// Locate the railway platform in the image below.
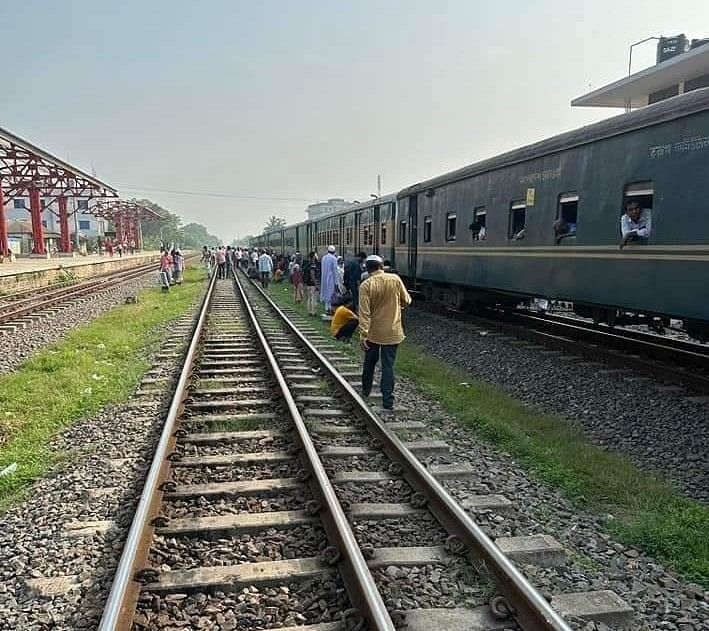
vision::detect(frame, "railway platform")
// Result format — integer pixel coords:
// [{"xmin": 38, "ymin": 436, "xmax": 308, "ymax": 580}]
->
[{"xmin": 0, "ymin": 251, "xmax": 161, "ymax": 292}]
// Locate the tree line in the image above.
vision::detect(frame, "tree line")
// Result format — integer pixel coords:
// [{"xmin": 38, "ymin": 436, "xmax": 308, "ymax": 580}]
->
[{"xmin": 137, "ymin": 199, "xmax": 221, "ymax": 249}]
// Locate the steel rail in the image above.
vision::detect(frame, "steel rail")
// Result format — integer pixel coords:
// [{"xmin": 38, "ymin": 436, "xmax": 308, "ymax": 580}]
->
[
  {"xmin": 418, "ymin": 302, "xmax": 709, "ymax": 393},
  {"xmin": 0, "ymin": 261, "xmax": 157, "ymax": 324},
  {"xmin": 98, "ymin": 271, "xmax": 217, "ymax": 631},
  {"xmin": 515, "ymin": 311, "xmax": 709, "ymax": 362},
  {"xmin": 232, "ymin": 270, "xmax": 396, "ymax": 631},
  {"xmin": 0, "ymin": 257, "xmax": 162, "ymax": 308},
  {"xmin": 243, "ymin": 273, "xmax": 572, "ymax": 631},
  {"xmin": 0, "ymin": 254, "xmax": 199, "ymax": 325}
]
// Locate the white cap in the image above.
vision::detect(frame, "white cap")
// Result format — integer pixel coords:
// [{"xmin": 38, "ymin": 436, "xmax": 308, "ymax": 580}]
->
[
  {"xmin": 365, "ymin": 254, "xmax": 383, "ymax": 264},
  {"xmin": 327, "ymin": 245, "xmax": 336, "ymax": 253}
]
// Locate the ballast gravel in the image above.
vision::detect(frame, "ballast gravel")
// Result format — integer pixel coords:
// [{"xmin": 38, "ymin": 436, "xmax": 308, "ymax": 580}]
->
[
  {"xmin": 281, "ymin": 304, "xmax": 708, "ymax": 630},
  {"xmin": 405, "ymin": 308, "xmax": 709, "ymax": 502},
  {"xmin": 0, "ymin": 272, "xmax": 159, "ymax": 374},
  {"xmin": 388, "ymin": 375, "xmax": 709, "ymax": 630},
  {"xmin": 0, "ymin": 305, "xmax": 201, "ymax": 630}
]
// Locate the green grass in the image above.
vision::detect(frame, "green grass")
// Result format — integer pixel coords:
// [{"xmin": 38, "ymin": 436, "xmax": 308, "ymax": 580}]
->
[
  {"xmin": 0, "ymin": 266, "xmax": 205, "ymax": 510},
  {"xmin": 266, "ymin": 281, "xmax": 709, "ymax": 586}
]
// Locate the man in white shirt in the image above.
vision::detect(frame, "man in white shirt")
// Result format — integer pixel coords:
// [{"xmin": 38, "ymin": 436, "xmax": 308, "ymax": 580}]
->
[
  {"xmin": 620, "ymin": 200, "xmax": 652, "ymax": 248},
  {"xmin": 258, "ymin": 250, "xmax": 274, "ymax": 288}
]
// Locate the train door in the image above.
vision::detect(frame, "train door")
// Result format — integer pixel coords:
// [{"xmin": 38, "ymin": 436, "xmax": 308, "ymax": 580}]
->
[
  {"xmin": 355, "ymin": 212, "xmax": 362, "ymax": 253},
  {"xmin": 373, "ymin": 205, "xmax": 380, "ymax": 256},
  {"xmin": 306, "ymin": 222, "xmax": 314, "ymax": 253},
  {"xmin": 407, "ymin": 195, "xmax": 418, "ymax": 282},
  {"xmin": 338, "ymin": 215, "xmax": 345, "ymax": 257}
]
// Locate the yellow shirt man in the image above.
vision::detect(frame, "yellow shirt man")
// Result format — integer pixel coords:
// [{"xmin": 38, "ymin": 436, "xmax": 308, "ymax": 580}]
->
[
  {"xmin": 357, "ymin": 258, "xmax": 412, "ymax": 410},
  {"xmin": 358, "ymin": 269, "xmax": 412, "ymax": 345}
]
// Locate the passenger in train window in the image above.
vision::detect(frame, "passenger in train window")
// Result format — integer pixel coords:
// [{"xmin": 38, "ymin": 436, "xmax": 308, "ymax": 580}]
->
[
  {"xmin": 620, "ymin": 200, "xmax": 652, "ymax": 248},
  {"xmin": 553, "ymin": 217, "xmax": 576, "ymax": 242}
]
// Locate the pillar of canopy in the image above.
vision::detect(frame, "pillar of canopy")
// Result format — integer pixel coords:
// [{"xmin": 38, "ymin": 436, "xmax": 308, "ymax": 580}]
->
[
  {"xmin": 89, "ymin": 199, "xmax": 162, "ymax": 252},
  {"xmin": 0, "ymin": 126, "xmax": 117, "ymax": 256}
]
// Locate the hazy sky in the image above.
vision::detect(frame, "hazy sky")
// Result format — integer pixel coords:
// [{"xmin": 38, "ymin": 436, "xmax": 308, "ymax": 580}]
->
[{"xmin": 3, "ymin": 1, "xmax": 707, "ymax": 240}]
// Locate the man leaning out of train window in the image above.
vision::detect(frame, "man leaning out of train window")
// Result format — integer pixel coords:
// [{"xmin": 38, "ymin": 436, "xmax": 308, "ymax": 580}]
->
[{"xmin": 619, "ymin": 199, "xmax": 651, "ymax": 249}]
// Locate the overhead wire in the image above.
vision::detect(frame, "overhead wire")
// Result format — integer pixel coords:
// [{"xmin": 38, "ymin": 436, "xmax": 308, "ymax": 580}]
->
[{"xmin": 115, "ymin": 185, "xmax": 320, "ymax": 203}]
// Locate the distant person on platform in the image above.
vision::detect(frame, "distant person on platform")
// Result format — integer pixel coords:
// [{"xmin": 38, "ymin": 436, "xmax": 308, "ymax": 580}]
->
[
  {"xmin": 620, "ymin": 199, "xmax": 652, "ymax": 248},
  {"xmin": 344, "ymin": 251, "xmax": 366, "ymax": 311},
  {"xmin": 358, "ymin": 255, "xmax": 412, "ymax": 411},
  {"xmin": 258, "ymin": 249, "xmax": 273, "ymax": 288},
  {"xmin": 320, "ymin": 245, "xmax": 338, "ymax": 314}
]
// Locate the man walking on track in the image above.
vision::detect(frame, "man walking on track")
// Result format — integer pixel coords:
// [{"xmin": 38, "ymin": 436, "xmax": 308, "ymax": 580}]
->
[
  {"xmin": 358, "ymin": 255, "xmax": 412, "ymax": 410},
  {"xmin": 258, "ymin": 249, "xmax": 273, "ymax": 288},
  {"xmin": 320, "ymin": 245, "xmax": 338, "ymax": 314}
]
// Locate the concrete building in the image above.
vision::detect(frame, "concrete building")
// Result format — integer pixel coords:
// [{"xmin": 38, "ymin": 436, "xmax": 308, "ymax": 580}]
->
[
  {"xmin": 572, "ymin": 34, "xmax": 709, "ymax": 110},
  {"xmin": 4, "ymin": 197, "xmax": 108, "ymax": 247},
  {"xmin": 306, "ymin": 198, "xmax": 355, "ymax": 220}
]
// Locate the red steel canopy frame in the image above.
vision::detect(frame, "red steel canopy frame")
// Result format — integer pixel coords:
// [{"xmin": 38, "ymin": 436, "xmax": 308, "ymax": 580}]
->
[
  {"xmin": 0, "ymin": 126, "xmax": 117, "ymax": 255},
  {"xmin": 89, "ymin": 199, "xmax": 162, "ymax": 251}
]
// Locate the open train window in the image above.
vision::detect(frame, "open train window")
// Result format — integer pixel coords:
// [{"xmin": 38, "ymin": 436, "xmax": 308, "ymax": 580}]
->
[
  {"xmin": 470, "ymin": 206, "xmax": 486, "ymax": 241},
  {"xmin": 555, "ymin": 192, "xmax": 578, "ymax": 242},
  {"xmin": 623, "ymin": 181, "xmax": 654, "ymax": 211},
  {"xmin": 381, "ymin": 224, "xmax": 387, "ymax": 245},
  {"xmin": 509, "ymin": 200, "xmax": 526, "ymax": 239},
  {"xmin": 398, "ymin": 220, "xmax": 407, "ymax": 244},
  {"xmin": 446, "ymin": 212, "xmax": 456, "ymax": 241},
  {"xmin": 423, "ymin": 216, "xmax": 432, "ymax": 242}
]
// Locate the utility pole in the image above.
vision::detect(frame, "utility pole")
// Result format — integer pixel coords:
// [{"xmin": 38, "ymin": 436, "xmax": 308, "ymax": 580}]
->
[{"xmin": 377, "ymin": 174, "xmax": 381, "ymax": 198}]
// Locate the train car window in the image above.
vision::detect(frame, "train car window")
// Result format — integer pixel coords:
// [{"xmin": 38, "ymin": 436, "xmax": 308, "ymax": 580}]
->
[
  {"xmin": 423, "ymin": 216, "xmax": 432, "ymax": 243},
  {"xmin": 555, "ymin": 193, "xmax": 578, "ymax": 242},
  {"xmin": 446, "ymin": 212, "xmax": 457, "ymax": 241},
  {"xmin": 623, "ymin": 181, "xmax": 654, "ymax": 210},
  {"xmin": 621, "ymin": 181, "xmax": 654, "ymax": 243},
  {"xmin": 381, "ymin": 224, "xmax": 387, "ymax": 245},
  {"xmin": 509, "ymin": 201, "xmax": 526, "ymax": 240},
  {"xmin": 398, "ymin": 220, "xmax": 407, "ymax": 244},
  {"xmin": 471, "ymin": 206, "xmax": 486, "ymax": 241}
]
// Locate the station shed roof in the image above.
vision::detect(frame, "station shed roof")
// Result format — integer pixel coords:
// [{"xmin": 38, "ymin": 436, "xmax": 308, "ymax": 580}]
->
[
  {"xmin": 0, "ymin": 126, "xmax": 117, "ymax": 200},
  {"xmin": 571, "ymin": 43, "xmax": 709, "ymax": 109}
]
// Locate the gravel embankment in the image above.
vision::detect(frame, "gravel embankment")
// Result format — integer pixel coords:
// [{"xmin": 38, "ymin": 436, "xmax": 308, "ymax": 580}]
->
[
  {"xmin": 405, "ymin": 308, "xmax": 709, "ymax": 502},
  {"xmin": 0, "ymin": 273, "xmax": 159, "ymax": 374},
  {"xmin": 0, "ymin": 306, "xmax": 200, "ymax": 630},
  {"xmin": 390, "ymin": 376, "xmax": 709, "ymax": 630},
  {"xmin": 280, "ymin": 304, "xmax": 709, "ymax": 629}
]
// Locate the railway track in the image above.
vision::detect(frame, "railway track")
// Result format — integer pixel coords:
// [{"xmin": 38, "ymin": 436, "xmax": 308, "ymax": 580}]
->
[
  {"xmin": 416, "ymin": 302, "xmax": 709, "ymax": 394},
  {"xmin": 96, "ymin": 268, "xmax": 642, "ymax": 630},
  {"xmin": 0, "ymin": 258, "xmax": 181, "ymax": 332}
]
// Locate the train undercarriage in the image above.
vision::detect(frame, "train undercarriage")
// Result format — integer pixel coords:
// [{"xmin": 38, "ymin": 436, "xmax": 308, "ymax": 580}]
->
[{"xmin": 414, "ymin": 279, "xmax": 709, "ymax": 343}]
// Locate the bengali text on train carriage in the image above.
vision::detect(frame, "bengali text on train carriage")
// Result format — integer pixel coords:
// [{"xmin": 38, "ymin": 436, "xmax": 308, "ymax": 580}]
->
[
  {"xmin": 519, "ymin": 166, "xmax": 561, "ymax": 185},
  {"xmin": 649, "ymin": 135, "xmax": 709, "ymax": 158}
]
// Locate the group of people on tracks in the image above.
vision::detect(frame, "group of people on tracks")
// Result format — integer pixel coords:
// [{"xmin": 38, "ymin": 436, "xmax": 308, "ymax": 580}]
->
[{"xmin": 249, "ymin": 245, "xmax": 412, "ymax": 411}]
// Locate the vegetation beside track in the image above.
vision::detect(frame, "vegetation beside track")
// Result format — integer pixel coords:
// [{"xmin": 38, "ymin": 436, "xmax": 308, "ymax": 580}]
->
[
  {"xmin": 0, "ymin": 266, "xmax": 205, "ymax": 511},
  {"xmin": 266, "ymin": 281, "xmax": 709, "ymax": 586}
]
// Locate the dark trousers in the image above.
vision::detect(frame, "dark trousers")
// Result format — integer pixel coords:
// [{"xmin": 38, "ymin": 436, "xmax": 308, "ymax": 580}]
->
[
  {"xmin": 217, "ymin": 262, "xmax": 226, "ymax": 278},
  {"xmin": 260, "ymin": 271, "xmax": 271, "ymax": 288},
  {"xmin": 351, "ymin": 286, "xmax": 359, "ymax": 312},
  {"xmin": 334, "ymin": 319, "xmax": 358, "ymax": 341},
  {"xmin": 362, "ymin": 342, "xmax": 398, "ymax": 409}
]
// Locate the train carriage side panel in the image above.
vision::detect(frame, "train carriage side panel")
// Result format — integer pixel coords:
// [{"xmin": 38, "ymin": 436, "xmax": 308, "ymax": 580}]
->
[{"xmin": 403, "ymin": 93, "xmax": 709, "ymax": 321}]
